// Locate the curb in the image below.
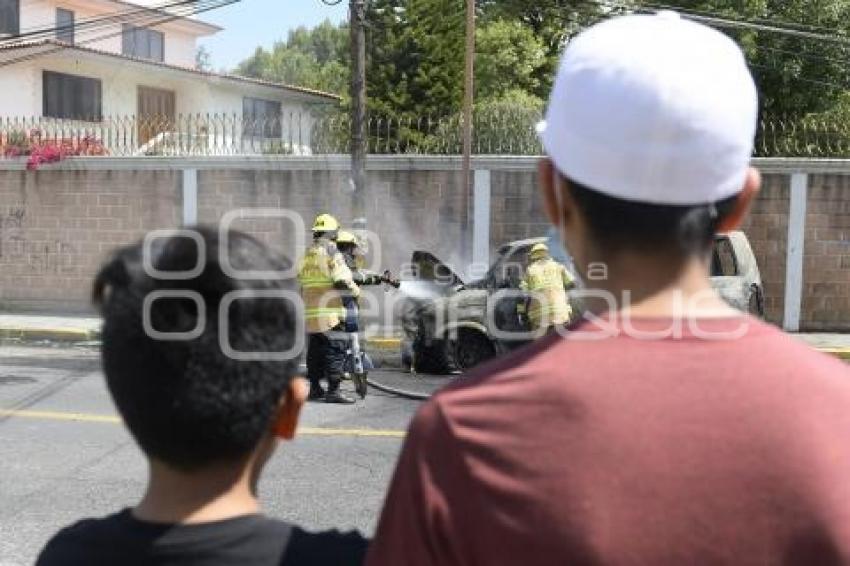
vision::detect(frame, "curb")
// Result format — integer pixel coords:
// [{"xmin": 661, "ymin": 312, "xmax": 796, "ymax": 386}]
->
[
  {"xmin": 367, "ymin": 338, "xmax": 404, "ymax": 349},
  {"xmin": 1, "ymin": 328, "xmax": 848, "ymax": 362},
  {"xmin": 819, "ymin": 348, "xmax": 850, "ymax": 361},
  {"xmin": 0, "ymin": 327, "xmax": 100, "ymax": 343}
]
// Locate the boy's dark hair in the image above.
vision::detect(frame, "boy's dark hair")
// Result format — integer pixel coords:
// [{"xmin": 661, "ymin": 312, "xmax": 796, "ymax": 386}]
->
[
  {"xmin": 565, "ymin": 176, "xmax": 739, "ymax": 255},
  {"xmin": 92, "ymin": 227, "xmax": 301, "ymax": 471}
]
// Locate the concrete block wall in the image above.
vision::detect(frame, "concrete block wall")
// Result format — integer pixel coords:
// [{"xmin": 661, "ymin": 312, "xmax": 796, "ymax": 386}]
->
[
  {"xmin": 0, "ymin": 156, "xmax": 847, "ymax": 331},
  {"xmin": 740, "ymin": 174, "xmax": 790, "ymax": 325},
  {"xmin": 0, "ymin": 169, "xmax": 180, "ymax": 311},
  {"xmin": 802, "ymin": 174, "xmax": 850, "ymax": 330}
]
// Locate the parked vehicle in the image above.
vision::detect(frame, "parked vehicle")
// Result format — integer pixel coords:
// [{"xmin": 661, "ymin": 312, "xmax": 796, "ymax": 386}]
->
[{"xmin": 404, "ymin": 231, "xmax": 764, "ymax": 374}]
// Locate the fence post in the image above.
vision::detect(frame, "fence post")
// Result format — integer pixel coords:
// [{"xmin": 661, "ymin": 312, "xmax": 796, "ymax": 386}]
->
[
  {"xmin": 783, "ymin": 172, "xmax": 808, "ymax": 332},
  {"xmin": 473, "ymin": 169, "xmax": 491, "ymax": 269},
  {"xmin": 182, "ymin": 168, "xmax": 198, "ymax": 226}
]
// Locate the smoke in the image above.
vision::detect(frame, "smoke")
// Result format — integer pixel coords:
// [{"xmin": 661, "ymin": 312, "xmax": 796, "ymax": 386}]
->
[{"xmin": 397, "ymin": 280, "xmax": 449, "ymax": 301}]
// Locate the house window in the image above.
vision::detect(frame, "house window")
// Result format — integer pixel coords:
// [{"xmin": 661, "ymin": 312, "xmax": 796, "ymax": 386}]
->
[
  {"xmin": 122, "ymin": 25, "xmax": 164, "ymax": 62},
  {"xmin": 43, "ymin": 71, "xmax": 102, "ymax": 121},
  {"xmin": 0, "ymin": 0, "xmax": 19, "ymax": 35},
  {"xmin": 56, "ymin": 8, "xmax": 74, "ymax": 44},
  {"xmin": 243, "ymin": 97, "xmax": 282, "ymax": 138}
]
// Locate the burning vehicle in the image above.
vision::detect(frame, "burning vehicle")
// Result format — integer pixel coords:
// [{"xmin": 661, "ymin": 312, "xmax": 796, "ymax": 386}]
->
[{"xmin": 402, "ymin": 231, "xmax": 765, "ymax": 374}]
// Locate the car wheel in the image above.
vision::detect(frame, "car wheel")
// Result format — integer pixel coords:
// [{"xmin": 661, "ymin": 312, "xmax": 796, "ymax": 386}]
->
[
  {"xmin": 748, "ymin": 284, "xmax": 765, "ymax": 317},
  {"xmin": 412, "ymin": 335, "xmax": 454, "ymax": 375},
  {"xmin": 454, "ymin": 329, "xmax": 497, "ymax": 371}
]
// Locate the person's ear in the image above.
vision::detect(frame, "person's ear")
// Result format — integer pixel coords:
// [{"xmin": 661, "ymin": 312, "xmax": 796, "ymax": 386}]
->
[
  {"xmin": 717, "ymin": 167, "xmax": 761, "ymax": 233},
  {"xmin": 273, "ymin": 377, "xmax": 308, "ymax": 440},
  {"xmin": 539, "ymin": 158, "xmax": 561, "ymax": 226}
]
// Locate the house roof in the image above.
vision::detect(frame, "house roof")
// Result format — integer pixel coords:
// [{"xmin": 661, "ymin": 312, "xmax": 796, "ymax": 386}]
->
[
  {"xmin": 0, "ymin": 40, "xmax": 342, "ymax": 103},
  {"xmin": 78, "ymin": 0, "xmax": 223, "ymax": 35}
]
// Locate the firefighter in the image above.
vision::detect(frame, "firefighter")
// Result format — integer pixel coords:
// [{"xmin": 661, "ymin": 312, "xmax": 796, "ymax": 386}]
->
[
  {"xmin": 334, "ymin": 230, "xmax": 399, "ymax": 398},
  {"xmin": 336, "ymin": 231, "xmax": 397, "ymax": 289},
  {"xmin": 335, "ymin": 230, "xmax": 399, "ymax": 329},
  {"xmin": 519, "ymin": 243, "xmax": 575, "ymax": 333},
  {"xmin": 297, "ymin": 214, "xmax": 361, "ymax": 404}
]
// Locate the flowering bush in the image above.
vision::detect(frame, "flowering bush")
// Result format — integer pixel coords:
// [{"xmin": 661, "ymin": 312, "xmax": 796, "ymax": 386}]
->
[{"xmin": 2, "ymin": 129, "xmax": 108, "ymax": 170}]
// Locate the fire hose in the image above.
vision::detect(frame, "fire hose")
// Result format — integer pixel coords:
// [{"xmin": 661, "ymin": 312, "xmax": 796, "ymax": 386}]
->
[
  {"xmin": 365, "ymin": 376, "xmax": 431, "ymax": 401},
  {"xmin": 349, "ymin": 274, "xmax": 434, "ymax": 401}
]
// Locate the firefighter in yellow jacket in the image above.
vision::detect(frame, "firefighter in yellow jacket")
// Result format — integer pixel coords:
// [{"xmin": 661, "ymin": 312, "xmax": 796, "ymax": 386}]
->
[
  {"xmin": 297, "ymin": 214, "xmax": 361, "ymax": 404},
  {"xmin": 520, "ymin": 243, "xmax": 575, "ymax": 333}
]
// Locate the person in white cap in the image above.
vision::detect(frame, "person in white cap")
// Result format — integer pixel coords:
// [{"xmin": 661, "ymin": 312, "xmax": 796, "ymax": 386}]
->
[{"xmin": 366, "ymin": 12, "xmax": 850, "ymax": 566}]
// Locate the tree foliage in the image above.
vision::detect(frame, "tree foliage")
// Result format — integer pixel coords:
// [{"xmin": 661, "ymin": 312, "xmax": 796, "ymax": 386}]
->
[
  {"xmin": 476, "ymin": 0, "xmax": 616, "ymax": 98},
  {"xmin": 232, "ymin": 0, "xmax": 850, "ymax": 155},
  {"xmin": 235, "ymin": 20, "xmax": 350, "ymax": 99},
  {"xmin": 635, "ymin": 0, "xmax": 850, "ymax": 118},
  {"xmin": 195, "ymin": 45, "xmax": 212, "ymax": 72},
  {"xmin": 476, "ymin": 20, "xmax": 546, "ymax": 102}
]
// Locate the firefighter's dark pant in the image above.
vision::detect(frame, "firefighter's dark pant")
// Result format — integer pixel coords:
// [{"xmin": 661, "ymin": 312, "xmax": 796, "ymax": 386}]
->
[{"xmin": 307, "ymin": 325, "xmax": 347, "ymax": 393}]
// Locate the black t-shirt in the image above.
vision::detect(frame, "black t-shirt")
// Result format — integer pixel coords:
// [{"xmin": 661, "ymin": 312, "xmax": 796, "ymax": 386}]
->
[{"xmin": 36, "ymin": 510, "xmax": 368, "ymax": 566}]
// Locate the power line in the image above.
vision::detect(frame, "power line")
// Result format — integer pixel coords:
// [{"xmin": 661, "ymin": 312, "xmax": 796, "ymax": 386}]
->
[
  {"xmin": 6, "ymin": 0, "xmax": 200, "ymax": 44},
  {"xmin": 0, "ymin": 0, "xmax": 239, "ymax": 70},
  {"xmin": 669, "ymin": 11, "xmax": 850, "ymax": 46},
  {"xmin": 747, "ymin": 62, "xmax": 850, "ymax": 90},
  {"xmin": 637, "ymin": 1, "xmax": 850, "ymax": 36},
  {"xmin": 540, "ymin": 1, "xmax": 850, "ymax": 92},
  {"xmin": 538, "ymin": 0, "xmax": 850, "ymax": 46},
  {"xmin": 753, "ymin": 43, "xmax": 850, "ymax": 68}
]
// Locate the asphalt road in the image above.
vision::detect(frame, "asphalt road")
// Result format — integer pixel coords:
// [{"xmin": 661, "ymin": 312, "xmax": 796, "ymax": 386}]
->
[{"xmin": 0, "ymin": 345, "xmax": 452, "ymax": 566}]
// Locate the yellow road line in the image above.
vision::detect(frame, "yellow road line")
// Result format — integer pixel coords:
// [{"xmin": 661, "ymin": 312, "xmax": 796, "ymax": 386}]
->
[
  {"xmin": 299, "ymin": 427, "xmax": 405, "ymax": 438},
  {"xmin": 820, "ymin": 348, "xmax": 850, "ymax": 361},
  {"xmin": 0, "ymin": 409, "xmax": 406, "ymax": 438},
  {"xmin": 0, "ymin": 409, "xmax": 120, "ymax": 424}
]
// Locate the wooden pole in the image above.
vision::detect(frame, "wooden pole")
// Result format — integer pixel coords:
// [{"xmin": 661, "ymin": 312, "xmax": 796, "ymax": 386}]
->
[
  {"xmin": 350, "ymin": 0, "xmax": 368, "ymax": 224},
  {"xmin": 461, "ymin": 0, "xmax": 475, "ymax": 258}
]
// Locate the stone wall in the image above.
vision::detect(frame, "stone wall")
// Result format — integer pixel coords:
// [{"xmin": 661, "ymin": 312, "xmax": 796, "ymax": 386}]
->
[{"xmin": 0, "ymin": 157, "xmax": 847, "ymax": 330}]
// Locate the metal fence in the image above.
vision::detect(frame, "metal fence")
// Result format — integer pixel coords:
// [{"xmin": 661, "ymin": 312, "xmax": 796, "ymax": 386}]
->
[{"xmin": 1, "ymin": 112, "xmax": 849, "ymax": 159}]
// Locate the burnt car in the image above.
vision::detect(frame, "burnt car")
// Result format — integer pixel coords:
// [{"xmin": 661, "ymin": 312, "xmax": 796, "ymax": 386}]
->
[{"xmin": 404, "ymin": 231, "xmax": 764, "ymax": 374}]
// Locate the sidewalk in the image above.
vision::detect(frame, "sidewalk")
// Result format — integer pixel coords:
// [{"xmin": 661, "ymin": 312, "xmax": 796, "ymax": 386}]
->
[
  {"xmin": 1, "ymin": 314, "xmax": 848, "ymax": 361},
  {"xmin": 0, "ymin": 314, "xmax": 405, "ymax": 351}
]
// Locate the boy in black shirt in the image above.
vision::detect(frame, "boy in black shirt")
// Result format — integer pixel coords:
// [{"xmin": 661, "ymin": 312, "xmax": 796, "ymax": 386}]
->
[{"xmin": 37, "ymin": 227, "xmax": 367, "ymax": 566}]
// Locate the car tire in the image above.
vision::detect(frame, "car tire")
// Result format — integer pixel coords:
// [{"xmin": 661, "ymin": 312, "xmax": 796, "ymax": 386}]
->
[
  {"xmin": 412, "ymin": 335, "xmax": 454, "ymax": 375},
  {"xmin": 453, "ymin": 329, "xmax": 497, "ymax": 371},
  {"xmin": 748, "ymin": 284, "xmax": 765, "ymax": 317}
]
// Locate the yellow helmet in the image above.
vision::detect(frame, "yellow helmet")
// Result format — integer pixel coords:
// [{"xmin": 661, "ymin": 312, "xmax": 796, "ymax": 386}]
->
[
  {"xmin": 312, "ymin": 213, "xmax": 339, "ymax": 233},
  {"xmin": 530, "ymin": 242, "xmax": 549, "ymax": 259},
  {"xmin": 337, "ymin": 230, "xmax": 357, "ymax": 245}
]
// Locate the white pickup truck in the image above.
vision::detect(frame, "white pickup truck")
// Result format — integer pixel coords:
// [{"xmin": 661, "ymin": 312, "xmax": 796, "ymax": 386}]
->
[{"xmin": 404, "ymin": 231, "xmax": 764, "ymax": 374}]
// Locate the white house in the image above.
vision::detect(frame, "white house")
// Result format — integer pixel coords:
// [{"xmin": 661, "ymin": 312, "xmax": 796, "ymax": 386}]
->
[{"xmin": 0, "ymin": 0, "xmax": 339, "ymax": 154}]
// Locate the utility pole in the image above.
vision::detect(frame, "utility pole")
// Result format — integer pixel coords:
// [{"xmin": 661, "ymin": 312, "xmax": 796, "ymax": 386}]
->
[
  {"xmin": 461, "ymin": 0, "xmax": 475, "ymax": 259},
  {"xmin": 350, "ymin": 0, "xmax": 368, "ymax": 226}
]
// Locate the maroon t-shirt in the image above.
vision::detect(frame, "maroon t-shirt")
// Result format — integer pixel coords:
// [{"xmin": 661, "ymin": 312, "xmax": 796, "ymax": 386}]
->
[{"xmin": 367, "ymin": 317, "xmax": 850, "ymax": 566}]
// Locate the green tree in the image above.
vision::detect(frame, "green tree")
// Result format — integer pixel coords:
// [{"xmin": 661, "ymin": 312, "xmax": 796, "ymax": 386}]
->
[
  {"xmin": 195, "ymin": 45, "xmax": 212, "ymax": 71},
  {"xmin": 406, "ymin": 0, "xmax": 465, "ymax": 117},
  {"xmin": 477, "ymin": 0, "xmax": 620, "ymax": 98},
  {"xmin": 235, "ymin": 20, "xmax": 350, "ymax": 98},
  {"xmin": 365, "ymin": 0, "xmax": 419, "ymax": 116},
  {"xmin": 365, "ymin": 0, "xmax": 465, "ymax": 118},
  {"xmin": 476, "ymin": 19, "xmax": 546, "ymax": 101},
  {"xmin": 634, "ymin": 1, "xmax": 850, "ymax": 118}
]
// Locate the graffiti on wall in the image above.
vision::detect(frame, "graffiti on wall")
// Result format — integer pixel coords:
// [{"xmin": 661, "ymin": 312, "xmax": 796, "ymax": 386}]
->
[{"xmin": 0, "ymin": 207, "xmax": 76, "ymax": 274}]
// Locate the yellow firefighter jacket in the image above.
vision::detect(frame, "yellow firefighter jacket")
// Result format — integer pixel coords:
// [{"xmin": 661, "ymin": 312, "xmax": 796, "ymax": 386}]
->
[
  {"xmin": 297, "ymin": 239, "xmax": 360, "ymax": 334},
  {"xmin": 519, "ymin": 258, "xmax": 574, "ymax": 330}
]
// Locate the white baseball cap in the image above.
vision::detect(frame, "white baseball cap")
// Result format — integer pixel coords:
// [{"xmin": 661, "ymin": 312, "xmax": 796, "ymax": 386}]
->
[{"xmin": 540, "ymin": 12, "xmax": 758, "ymax": 206}]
